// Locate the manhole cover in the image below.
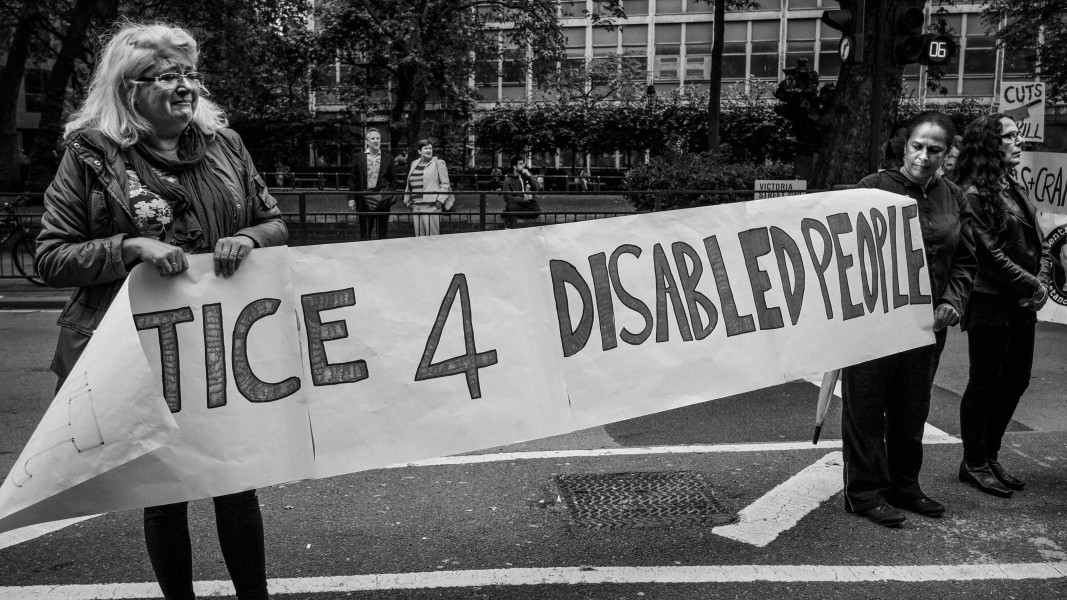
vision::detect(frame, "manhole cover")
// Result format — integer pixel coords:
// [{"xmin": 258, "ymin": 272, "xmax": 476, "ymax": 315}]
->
[{"xmin": 554, "ymin": 471, "xmax": 734, "ymax": 529}]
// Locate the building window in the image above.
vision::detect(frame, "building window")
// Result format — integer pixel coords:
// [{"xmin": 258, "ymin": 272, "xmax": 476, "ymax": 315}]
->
[
  {"xmin": 722, "ymin": 22, "xmax": 748, "ymax": 80},
  {"xmin": 654, "ymin": 23, "xmax": 682, "ymax": 81},
  {"xmin": 961, "ymin": 13, "xmax": 994, "ymax": 96},
  {"xmin": 592, "ymin": 26, "xmax": 618, "ymax": 57},
  {"xmin": 686, "ymin": 0, "xmax": 712, "ymax": 13},
  {"xmin": 657, "ymin": 0, "xmax": 684, "ymax": 14},
  {"xmin": 750, "ymin": 20, "xmax": 781, "ymax": 79},
  {"xmin": 622, "ymin": 25, "xmax": 649, "ymax": 80},
  {"xmin": 561, "ymin": 0, "xmax": 586, "ymax": 18},
  {"xmin": 785, "ymin": 18, "xmax": 816, "ymax": 70},
  {"xmin": 23, "ymin": 69, "xmax": 48, "ymax": 113},
  {"xmin": 817, "ymin": 21, "xmax": 841, "ymax": 78},
  {"xmin": 684, "ymin": 23, "xmax": 713, "ymax": 82},
  {"xmin": 626, "ymin": 0, "xmax": 650, "ymax": 15},
  {"xmin": 789, "ymin": 0, "xmax": 819, "ymax": 9}
]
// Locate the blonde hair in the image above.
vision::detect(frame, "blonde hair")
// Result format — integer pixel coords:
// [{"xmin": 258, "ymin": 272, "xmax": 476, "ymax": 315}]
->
[{"xmin": 64, "ymin": 22, "xmax": 228, "ymax": 147}]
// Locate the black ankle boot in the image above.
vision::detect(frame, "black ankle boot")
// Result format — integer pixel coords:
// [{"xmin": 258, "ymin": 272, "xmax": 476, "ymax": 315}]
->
[
  {"xmin": 959, "ymin": 461, "xmax": 1013, "ymax": 498},
  {"xmin": 988, "ymin": 460, "xmax": 1025, "ymax": 491}
]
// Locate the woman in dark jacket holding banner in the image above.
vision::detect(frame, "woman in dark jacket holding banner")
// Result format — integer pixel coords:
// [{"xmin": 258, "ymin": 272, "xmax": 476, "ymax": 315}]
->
[
  {"xmin": 953, "ymin": 114, "xmax": 1051, "ymax": 498},
  {"xmin": 35, "ymin": 23, "xmax": 285, "ymax": 600},
  {"xmin": 841, "ymin": 111, "xmax": 976, "ymax": 527}
]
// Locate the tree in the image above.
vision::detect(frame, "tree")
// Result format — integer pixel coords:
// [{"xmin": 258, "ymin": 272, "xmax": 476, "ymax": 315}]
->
[
  {"xmin": 982, "ymin": 0, "xmax": 1064, "ymax": 102},
  {"xmin": 809, "ymin": 1, "xmax": 909, "ymax": 189},
  {"xmin": 691, "ymin": 0, "xmax": 757, "ymax": 155},
  {"xmin": 0, "ymin": 2, "xmax": 44, "ymax": 190},
  {"xmin": 316, "ymin": 0, "xmax": 624, "ymax": 158},
  {"xmin": 26, "ymin": 0, "xmax": 119, "ymax": 190}
]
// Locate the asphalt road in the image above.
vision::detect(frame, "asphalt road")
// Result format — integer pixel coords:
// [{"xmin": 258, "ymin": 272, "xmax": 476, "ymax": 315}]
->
[{"xmin": 1, "ymin": 310, "xmax": 1066, "ymax": 599}]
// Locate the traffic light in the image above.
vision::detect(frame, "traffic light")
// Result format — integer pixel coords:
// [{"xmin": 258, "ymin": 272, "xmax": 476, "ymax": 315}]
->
[
  {"xmin": 919, "ymin": 33, "xmax": 955, "ymax": 67},
  {"xmin": 821, "ymin": 0, "xmax": 865, "ymax": 63},
  {"xmin": 889, "ymin": 1, "xmax": 925, "ymax": 64}
]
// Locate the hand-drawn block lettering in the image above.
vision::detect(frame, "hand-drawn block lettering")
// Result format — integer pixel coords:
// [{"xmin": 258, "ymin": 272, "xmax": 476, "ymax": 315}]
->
[
  {"xmin": 738, "ymin": 228, "xmax": 785, "ymax": 330},
  {"xmin": 671, "ymin": 241, "xmax": 718, "ymax": 340},
  {"xmin": 415, "ymin": 274, "xmax": 498, "ymax": 399},
  {"xmin": 301, "ymin": 288, "xmax": 369, "ymax": 386},
  {"xmin": 652, "ymin": 243, "xmax": 694, "ymax": 343},
  {"xmin": 202, "ymin": 303, "xmax": 227, "ymax": 409},
  {"xmin": 133, "ymin": 307, "xmax": 195, "ymax": 413},
  {"xmin": 232, "ymin": 298, "xmax": 301, "ymax": 402}
]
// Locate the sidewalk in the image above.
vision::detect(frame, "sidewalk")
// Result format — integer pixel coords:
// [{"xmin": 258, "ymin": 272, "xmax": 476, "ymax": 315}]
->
[{"xmin": 0, "ymin": 279, "xmax": 71, "ymax": 310}]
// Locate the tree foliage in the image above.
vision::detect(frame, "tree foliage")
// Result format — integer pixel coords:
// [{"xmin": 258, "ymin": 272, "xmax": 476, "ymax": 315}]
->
[
  {"xmin": 982, "ymin": 0, "xmax": 1065, "ymax": 102},
  {"xmin": 474, "ymin": 81, "xmax": 794, "ymax": 165},
  {"xmin": 316, "ymin": 0, "xmax": 624, "ymax": 158},
  {"xmin": 0, "ymin": 0, "xmax": 314, "ymax": 189}
]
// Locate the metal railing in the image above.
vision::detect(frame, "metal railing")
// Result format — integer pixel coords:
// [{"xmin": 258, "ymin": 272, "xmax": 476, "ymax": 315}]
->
[{"xmin": 1, "ymin": 188, "xmax": 819, "ymax": 278}]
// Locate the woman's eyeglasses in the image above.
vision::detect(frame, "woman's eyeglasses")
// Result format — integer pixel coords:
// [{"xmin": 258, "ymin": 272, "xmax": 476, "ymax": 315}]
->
[
  {"xmin": 1000, "ymin": 130, "xmax": 1024, "ymax": 142},
  {"xmin": 135, "ymin": 72, "xmax": 204, "ymax": 88}
]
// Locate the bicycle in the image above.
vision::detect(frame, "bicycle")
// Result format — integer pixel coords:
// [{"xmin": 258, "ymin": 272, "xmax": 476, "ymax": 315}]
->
[{"xmin": 0, "ymin": 196, "xmax": 45, "ymax": 286}]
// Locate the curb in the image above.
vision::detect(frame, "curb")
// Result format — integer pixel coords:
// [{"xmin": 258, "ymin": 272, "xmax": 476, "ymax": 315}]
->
[{"xmin": 0, "ymin": 281, "xmax": 72, "ymax": 310}]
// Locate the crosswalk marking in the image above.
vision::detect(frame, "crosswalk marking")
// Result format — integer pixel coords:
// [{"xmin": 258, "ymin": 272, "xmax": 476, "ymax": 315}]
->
[{"xmin": 713, "ymin": 452, "xmax": 843, "ymax": 547}]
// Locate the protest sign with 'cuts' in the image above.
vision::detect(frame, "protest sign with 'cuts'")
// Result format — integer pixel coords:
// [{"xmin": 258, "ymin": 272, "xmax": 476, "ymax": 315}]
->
[{"xmin": 0, "ymin": 189, "xmax": 937, "ymax": 533}]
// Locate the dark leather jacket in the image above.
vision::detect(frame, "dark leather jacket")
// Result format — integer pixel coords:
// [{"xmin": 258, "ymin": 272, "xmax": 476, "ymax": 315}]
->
[
  {"xmin": 963, "ymin": 177, "xmax": 1052, "ymax": 299},
  {"xmin": 36, "ymin": 127, "xmax": 288, "ymax": 336},
  {"xmin": 857, "ymin": 169, "xmax": 977, "ymax": 316}
]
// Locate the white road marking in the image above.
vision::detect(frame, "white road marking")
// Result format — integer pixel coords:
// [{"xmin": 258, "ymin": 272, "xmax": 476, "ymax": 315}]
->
[
  {"xmin": 0, "ymin": 515, "xmax": 100, "ymax": 551},
  {"xmin": 0, "ymin": 436, "xmax": 962, "ymax": 549},
  {"xmin": 394, "ymin": 434, "xmax": 960, "ymax": 468},
  {"xmin": 0, "ymin": 309, "xmax": 62, "ymax": 313},
  {"xmin": 3, "ymin": 562, "xmax": 1066, "ymax": 598},
  {"xmin": 712, "ymin": 452, "xmax": 843, "ymax": 547}
]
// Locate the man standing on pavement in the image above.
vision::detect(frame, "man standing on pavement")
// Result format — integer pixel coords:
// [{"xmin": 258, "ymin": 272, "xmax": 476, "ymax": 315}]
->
[
  {"xmin": 502, "ymin": 155, "xmax": 541, "ymax": 229},
  {"xmin": 349, "ymin": 128, "xmax": 396, "ymax": 240}
]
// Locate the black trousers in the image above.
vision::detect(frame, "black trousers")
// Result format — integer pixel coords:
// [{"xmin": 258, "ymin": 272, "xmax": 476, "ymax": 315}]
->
[
  {"xmin": 144, "ymin": 491, "xmax": 269, "ymax": 600},
  {"xmin": 841, "ymin": 329, "xmax": 947, "ymax": 512},
  {"xmin": 959, "ymin": 321, "xmax": 1035, "ymax": 466},
  {"xmin": 359, "ymin": 213, "xmax": 389, "ymax": 240}
]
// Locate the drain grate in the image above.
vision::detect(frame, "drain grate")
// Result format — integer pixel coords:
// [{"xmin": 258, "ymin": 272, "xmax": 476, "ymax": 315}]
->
[{"xmin": 554, "ymin": 471, "xmax": 734, "ymax": 529}]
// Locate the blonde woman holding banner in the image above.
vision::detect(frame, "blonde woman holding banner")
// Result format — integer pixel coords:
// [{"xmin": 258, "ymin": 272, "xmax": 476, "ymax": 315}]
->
[
  {"xmin": 35, "ymin": 23, "xmax": 285, "ymax": 599},
  {"xmin": 840, "ymin": 111, "xmax": 976, "ymax": 527}
]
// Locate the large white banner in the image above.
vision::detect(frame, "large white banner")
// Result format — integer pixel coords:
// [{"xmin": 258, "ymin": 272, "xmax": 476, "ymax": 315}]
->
[{"xmin": 0, "ymin": 189, "xmax": 936, "ymax": 533}]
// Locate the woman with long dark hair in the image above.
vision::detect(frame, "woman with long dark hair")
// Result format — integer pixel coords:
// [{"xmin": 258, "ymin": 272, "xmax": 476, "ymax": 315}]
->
[
  {"xmin": 840, "ymin": 111, "xmax": 976, "ymax": 527},
  {"xmin": 954, "ymin": 114, "xmax": 1051, "ymax": 498}
]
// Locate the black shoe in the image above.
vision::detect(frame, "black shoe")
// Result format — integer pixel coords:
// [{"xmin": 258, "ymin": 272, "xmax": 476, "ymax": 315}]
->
[
  {"xmin": 887, "ymin": 494, "xmax": 945, "ymax": 518},
  {"xmin": 958, "ymin": 461, "xmax": 1013, "ymax": 498},
  {"xmin": 852, "ymin": 503, "xmax": 907, "ymax": 527},
  {"xmin": 988, "ymin": 460, "xmax": 1025, "ymax": 491}
]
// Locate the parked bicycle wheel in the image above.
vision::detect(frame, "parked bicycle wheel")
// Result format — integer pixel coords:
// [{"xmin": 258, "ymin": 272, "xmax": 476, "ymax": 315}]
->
[{"xmin": 11, "ymin": 233, "xmax": 44, "ymax": 286}]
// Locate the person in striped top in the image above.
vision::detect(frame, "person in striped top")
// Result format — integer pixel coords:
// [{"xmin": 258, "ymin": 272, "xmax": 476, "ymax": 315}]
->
[{"xmin": 403, "ymin": 139, "xmax": 454, "ymax": 236}]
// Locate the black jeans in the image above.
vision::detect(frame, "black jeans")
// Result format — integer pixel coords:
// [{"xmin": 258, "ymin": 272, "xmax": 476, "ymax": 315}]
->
[
  {"xmin": 841, "ymin": 329, "xmax": 947, "ymax": 511},
  {"xmin": 359, "ymin": 213, "xmax": 389, "ymax": 240},
  {"xmin": 959, "ymin": 321, "xmax": 1035, "ymax": 466},
  {"xmin": 144, "ymin": 490, "xmax": 268, "ymax": 600}
]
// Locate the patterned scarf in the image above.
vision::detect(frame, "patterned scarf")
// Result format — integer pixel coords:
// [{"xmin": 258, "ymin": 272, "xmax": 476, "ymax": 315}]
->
[{"xmin": 127, "ymin": 125, "xmax": 235, "ymax": 251}]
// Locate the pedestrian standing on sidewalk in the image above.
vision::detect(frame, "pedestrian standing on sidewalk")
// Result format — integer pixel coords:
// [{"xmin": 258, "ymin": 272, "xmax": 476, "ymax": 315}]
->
[
  {"xmin": 953, "ymin": 114, "xmax": 1052, "ymax": 498},
  {"xmin": 502, "ymin": 155, "xmax": 541, "ymax": 229},
  {"xmin": 403, "ymin": 139, "xmax": 454, "ymax": 237},
  {"xmin": 33, "ymin": 22, "xmax": 284, "ymax": 600},
  {"xmin": 348, "ymin": 128, "xmax": 395, "ymax": 241},
  {"xmin": 841, "ymin": 110, "xmax": 976, "ymax": 527}
]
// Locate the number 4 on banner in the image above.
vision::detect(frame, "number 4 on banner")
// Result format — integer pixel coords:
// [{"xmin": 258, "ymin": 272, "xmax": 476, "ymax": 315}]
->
[{"xmin": 415, "ymin": 274, "xmax": 499, "ymax": 399}]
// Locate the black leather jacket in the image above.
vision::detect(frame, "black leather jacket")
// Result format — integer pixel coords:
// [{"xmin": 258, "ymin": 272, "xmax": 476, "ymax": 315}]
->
[
  {"xmin": 964, "ymin": 177, "xmax": 1051, "ymax": 299},
  {"xmin": 35, "ymin": 128, "xmax": 287, "ymax": 336}
]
